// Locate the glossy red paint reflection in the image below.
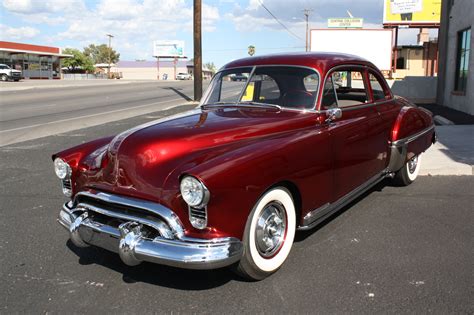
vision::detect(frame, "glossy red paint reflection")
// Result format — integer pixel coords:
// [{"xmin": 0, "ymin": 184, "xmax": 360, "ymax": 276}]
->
[{"xmin": 53, "ymin": 52, "xmax": 435, "ymax": 240}]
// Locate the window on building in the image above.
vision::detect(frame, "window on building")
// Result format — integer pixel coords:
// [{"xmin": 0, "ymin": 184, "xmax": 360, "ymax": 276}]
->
[
  {"xmin": 396, "ymin": 57, "xmax": 406, "ymax": 69},
  {"xmin": 454, "ymin": 28, "xmax": 471, "ymax": 92}
]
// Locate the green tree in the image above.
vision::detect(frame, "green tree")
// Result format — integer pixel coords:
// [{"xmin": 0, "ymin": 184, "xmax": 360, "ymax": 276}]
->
[
  {"xmin": 204, "ymin": 62, "xmax": 216, "ymax": 74},
  {"xmin": 62, "ymin": 48, "xmax": 95, "ymax": 73},
  {"xmin": 83, "ymin": 44, "xmax": 120, "ymax": 64}
]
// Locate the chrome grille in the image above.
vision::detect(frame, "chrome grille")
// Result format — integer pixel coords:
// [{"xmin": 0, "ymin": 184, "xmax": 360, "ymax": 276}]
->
[
  {"xmin": 72, "ymin": 190, "xmax": 184, "ymax": 240},
  {"xmin": 61, "ymin": 178, "xmax": 72, "ymax": 197},
  {"xmin": 189, "ymin": 206, "xmax": 207, "ymax": 227}
]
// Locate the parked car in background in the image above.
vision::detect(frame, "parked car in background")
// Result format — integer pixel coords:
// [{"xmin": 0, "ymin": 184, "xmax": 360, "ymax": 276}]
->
[
  {"xmin": 53, "ymin": 52, "xmax": 435, "ymax": 280},
  {"xmin": 0, "ymin": 64, "xmax": 21, "ymax": 81},
  {"xmin": 176, "ymin": 72, "xmax": 192, "ymax": 80},
  {"xmin": 230, "ymin": 73, "xmax": 248, "ymax": 81}
]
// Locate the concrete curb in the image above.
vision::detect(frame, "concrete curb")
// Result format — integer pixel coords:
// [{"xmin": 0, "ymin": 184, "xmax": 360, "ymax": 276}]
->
[{"xmin": 433, "ymin": 115, "xmax": 454, "ymax": 125}]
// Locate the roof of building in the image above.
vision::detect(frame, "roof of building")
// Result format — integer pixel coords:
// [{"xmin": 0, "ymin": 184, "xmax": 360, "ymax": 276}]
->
[
  {"xmin": 117, "ymin": 60, "xmax": 188, "ymax": 68},
  {"xmin": 222, "ymin": 52, "xmax": 375, "ymax": 74},
  {"xmin": 0, "ymin": 41, "xmax": 72, "ymax": 57}
]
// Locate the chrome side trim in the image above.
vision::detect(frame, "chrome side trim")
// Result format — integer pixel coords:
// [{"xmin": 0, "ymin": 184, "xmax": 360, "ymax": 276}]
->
[
  {"xmin": 391, "ymin": 125, "xmax": 435, "ymax": 146},
  {"xmin": 387, "ymin": 144, "xmax": 407, "ymax": 172},
  {"xmin": 74, "ymin": 190, "xmax": 184, "ymax": 239},
  {"xmin": 299, "ymin": 170, "xmax": 388, "ymax": 230},
  {"xmin": 58, "ymin": 202, "xmax": 243, "ymax": 270}
]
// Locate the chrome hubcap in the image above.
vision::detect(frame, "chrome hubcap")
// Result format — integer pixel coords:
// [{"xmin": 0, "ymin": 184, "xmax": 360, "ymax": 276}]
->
[
  {"xmin": 255, "ymin": 202, "xmax": 287, "ymax": 258},
  {"xmin": 408, "ymin": 156, "xmax": 418, "ymax": 174}
]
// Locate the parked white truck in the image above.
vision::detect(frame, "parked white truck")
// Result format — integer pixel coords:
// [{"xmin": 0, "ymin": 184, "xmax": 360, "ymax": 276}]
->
[{"xmin": 0, "ymin": 64, "xmax": 22, "ymax": 81}]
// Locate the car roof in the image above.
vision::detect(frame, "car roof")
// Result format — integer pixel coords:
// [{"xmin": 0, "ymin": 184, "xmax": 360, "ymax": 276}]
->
[{"xmin": 221, "ymin": 52, "xmax": 376, "ymax": 75}]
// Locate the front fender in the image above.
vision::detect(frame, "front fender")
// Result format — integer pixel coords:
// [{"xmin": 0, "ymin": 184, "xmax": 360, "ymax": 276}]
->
[{"xmin": 163, "ymin": 126, "xmax": 332, "ymax": 240}]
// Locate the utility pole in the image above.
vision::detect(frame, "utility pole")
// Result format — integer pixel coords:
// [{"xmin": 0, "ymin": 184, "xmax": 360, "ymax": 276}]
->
[
  {"xmin": 303, "ymin": 9, "xmax": 313, "ymax": 52},
  {"xmin": 106, "ymin": 33, "xmax": 114, "ymax": 79},
  {"xmin": 193, "ymin": 0, "xmax": 203, "ymax": 101}
]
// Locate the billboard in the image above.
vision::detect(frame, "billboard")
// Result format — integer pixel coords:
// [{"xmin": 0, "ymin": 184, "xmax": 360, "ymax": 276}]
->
[
  {"xmin": 310, "ymin": 29, "xmax": 393, "ymax": 70},
  {"xmin": 153, "ymin": 40, "xmax": 185, "ymax": 58},
  {"xmin": 383, "ymin": 0, "xmax": 441, "ymax": 26}
]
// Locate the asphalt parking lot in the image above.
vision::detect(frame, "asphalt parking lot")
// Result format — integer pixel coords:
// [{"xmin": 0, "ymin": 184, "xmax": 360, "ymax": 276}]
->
[{"xmin": 0, "ymin": 104, "xmax": 473, "ymax": 313}]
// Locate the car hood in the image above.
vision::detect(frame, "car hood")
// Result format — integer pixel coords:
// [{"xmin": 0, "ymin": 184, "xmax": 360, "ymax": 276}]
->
[{"xmin": 79, "ymin": 106, "xmax": 317, "ymax": 200}]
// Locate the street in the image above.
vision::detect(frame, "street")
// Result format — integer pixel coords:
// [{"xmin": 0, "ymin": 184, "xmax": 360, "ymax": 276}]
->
[
  {"xmin": 0, "ymin": 101, "xmax": 472, "ymax": 313},
  {"xmin": 0, "ymin": 80, "xmax": 198, "ymax": 146}
]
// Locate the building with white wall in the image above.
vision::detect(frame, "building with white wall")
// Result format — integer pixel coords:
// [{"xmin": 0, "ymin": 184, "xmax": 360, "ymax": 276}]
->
[{"xmin": 113, "ymin": 60, "xmax": 188, "ymax": 80}]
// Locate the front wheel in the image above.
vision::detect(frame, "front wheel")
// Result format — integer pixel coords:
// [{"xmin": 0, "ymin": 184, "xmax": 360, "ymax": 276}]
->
[
  {"xmin": 234, "ymin": 187, "xmax": 296, "ymax": 280},
  {"xmin": 394, "ymin": 154, "xmax": 422, "ymax": 186},
  {"xmin": 1, "ymin": 74, "xmax": 8, "ymax": 81}
]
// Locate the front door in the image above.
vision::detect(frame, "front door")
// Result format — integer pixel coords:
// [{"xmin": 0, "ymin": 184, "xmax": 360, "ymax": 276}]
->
[{"xmin": 321, "ymin": 67, "xmax": 387, "ymax": 201}]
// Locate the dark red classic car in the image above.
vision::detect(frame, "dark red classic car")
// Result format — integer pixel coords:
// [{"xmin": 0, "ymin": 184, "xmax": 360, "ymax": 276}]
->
[{"xmin": 53, "ymin": 52, "xmax": 435, "ymax": 280}]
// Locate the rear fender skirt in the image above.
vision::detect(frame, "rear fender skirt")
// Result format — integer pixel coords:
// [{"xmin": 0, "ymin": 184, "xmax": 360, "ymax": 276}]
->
[{"xmin": 388, "ymin": 125, "xmax": 435, "ymax": 172}]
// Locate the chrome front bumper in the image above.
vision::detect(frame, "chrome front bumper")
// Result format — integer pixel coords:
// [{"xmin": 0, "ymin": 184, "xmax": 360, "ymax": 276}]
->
[{"xmin": 58, "ymin": 191, "xmax": 243, "ymax": 270}]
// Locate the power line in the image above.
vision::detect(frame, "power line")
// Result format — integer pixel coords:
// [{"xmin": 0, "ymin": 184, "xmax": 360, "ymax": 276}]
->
[
  {"xmin": 256, "ymin": 0, "xmax": 304, "ymax": 42},
  {"xmin": 204, "ymin": 46, "xmax": 304, "ymax": 52}
]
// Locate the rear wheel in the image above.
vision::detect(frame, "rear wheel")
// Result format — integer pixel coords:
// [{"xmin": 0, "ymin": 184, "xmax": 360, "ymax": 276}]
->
[
  {"xmin": 234, "ymin": 187, "xmax": 296, "ymax": 281},
  {"xmin": 394, "ymin": 154, "xmax": 422, "ymax": 186}
]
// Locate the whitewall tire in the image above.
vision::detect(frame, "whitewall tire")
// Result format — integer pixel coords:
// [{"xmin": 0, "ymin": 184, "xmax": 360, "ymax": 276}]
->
[
  {"xmin": 235, "ymin": 187, "xmax": 296, "ymax": 280},
  {"xmin": 395, "ymin": 153, "xmax": 422, "ymax": 186}
]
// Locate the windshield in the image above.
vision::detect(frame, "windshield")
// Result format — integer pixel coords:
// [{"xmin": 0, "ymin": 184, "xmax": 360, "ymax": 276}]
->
[{"xmin": 202, "ymin": 66, "xmax": 319, "ymax": 110}]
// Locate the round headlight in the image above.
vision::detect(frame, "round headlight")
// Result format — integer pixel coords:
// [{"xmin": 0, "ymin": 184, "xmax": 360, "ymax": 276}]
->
[
  {"xmin": 54, "ymin": 158, "xmax": 70, "ymax": 179},
  {"xmin": 180, "ymin": 176, "xmax": 208, "ymax": 207}
]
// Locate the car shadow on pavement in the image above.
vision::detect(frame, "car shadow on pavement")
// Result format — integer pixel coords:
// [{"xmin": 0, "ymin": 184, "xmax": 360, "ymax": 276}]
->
[
  {"xmin": 162, "ymin": 87, "xmax": 193, "ymax": 102},
  {"xmin": 66, "ymin": 240, "xmax": 242, "ymax": 289},
  {"xmin": 295, "ymin": 179, "xmax": 388, "ymax": 242}
]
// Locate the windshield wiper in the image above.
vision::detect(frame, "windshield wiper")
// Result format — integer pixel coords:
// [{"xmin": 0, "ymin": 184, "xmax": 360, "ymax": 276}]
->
[
  {"xmin": 201, "ymin": 102, "xmax": 236, "ymax": 108},
  {"xmin": 238, "ymin": 101, "xmax": 282, "ymax": 110}
]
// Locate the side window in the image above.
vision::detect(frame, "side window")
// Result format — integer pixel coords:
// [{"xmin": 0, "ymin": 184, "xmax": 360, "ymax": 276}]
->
[
  {"xmin": 321, "ymin": 75, "xmax": 337, "ymax": 109},
  {"xmin": 331, "ymin": 70, "xmax": 368, "ymax": 108},
  {"xmin": 303, "ymin": 74, "xmax": 319, "ymax": 92},
  {"xmin": 369, "ymin": 73, "xmax": 389, "ymax": 101}
]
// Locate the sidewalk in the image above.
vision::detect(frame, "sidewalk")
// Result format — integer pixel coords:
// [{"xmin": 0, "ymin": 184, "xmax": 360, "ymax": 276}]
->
[
  {"xmin": 420, "ymin": 125, "xmax": 474, "ymax": 176},
  {"xmin": 0, "ymin": 79, "xmax": 134, "ymax": 92},
  {"xmin": 0, "ymin": 79, "xmax": 189, "ymax": 92}
]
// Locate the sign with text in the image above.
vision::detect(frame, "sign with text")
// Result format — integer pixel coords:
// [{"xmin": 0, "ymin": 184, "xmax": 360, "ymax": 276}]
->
[
  {"xmin": 153, "ymin": 40, "xmax": 185, "ymax": 58},
  {"xmin": 328, "ymin": 18, "xmax": 363, "ymax": 28},
  {"xmin": 383, "ymin": 0, "xmax": 441, "ymax": 26}
]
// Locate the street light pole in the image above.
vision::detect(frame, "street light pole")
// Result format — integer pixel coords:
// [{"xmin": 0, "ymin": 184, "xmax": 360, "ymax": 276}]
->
[
  {"xmin": 193, "ymin": 0, "xmax": 203, "ymax": 101},
  {"xmin": 303, "ymin": 9, "xmax": 313, "ymax": 52},
  {"xmin": 106, "ymin": 34, "xmax": 114, "ymax": 79}
]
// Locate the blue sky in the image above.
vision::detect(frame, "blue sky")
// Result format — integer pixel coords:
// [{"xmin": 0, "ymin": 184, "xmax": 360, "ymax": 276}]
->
[{"xmin": 0, "ymin": 0, "xmax": 433, "ymax": 68}]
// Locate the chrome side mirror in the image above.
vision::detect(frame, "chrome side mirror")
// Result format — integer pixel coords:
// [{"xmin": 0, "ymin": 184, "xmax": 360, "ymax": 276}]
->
[{"xmin": 325, "ymin": 108, "xmax": 342, "ymax": 123}]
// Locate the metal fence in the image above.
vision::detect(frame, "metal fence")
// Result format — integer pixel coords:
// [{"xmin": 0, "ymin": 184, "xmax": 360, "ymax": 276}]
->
[{"xmin": 62, "ymin": 73, "xmax": 108, "ymax": 80}]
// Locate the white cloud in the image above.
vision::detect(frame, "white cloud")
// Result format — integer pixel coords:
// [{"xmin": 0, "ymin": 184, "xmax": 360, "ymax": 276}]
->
[
  {"xmin": 54, "ymin": 0, "xmax": 220, "ymax": 59},
  {"xmin": 0, "ymin": 24, "xmax": 39, "ymax": 40},
  {"xmin": 2, "ymin": 0, "xmax": 86, "ymax": 14}
]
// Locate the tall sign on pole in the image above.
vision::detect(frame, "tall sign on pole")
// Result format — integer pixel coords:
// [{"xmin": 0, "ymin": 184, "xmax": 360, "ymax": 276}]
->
[
  {"xmin": 106, "ymin": 34, "xmax": 114, "ymax": 79},
  {"xmin": 303, "ymin": 9, "xmax": 313, "ymax": 52},
  {"xmin": 194, "ymin": 0, "xmax": 203, "ymax": 101}
]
